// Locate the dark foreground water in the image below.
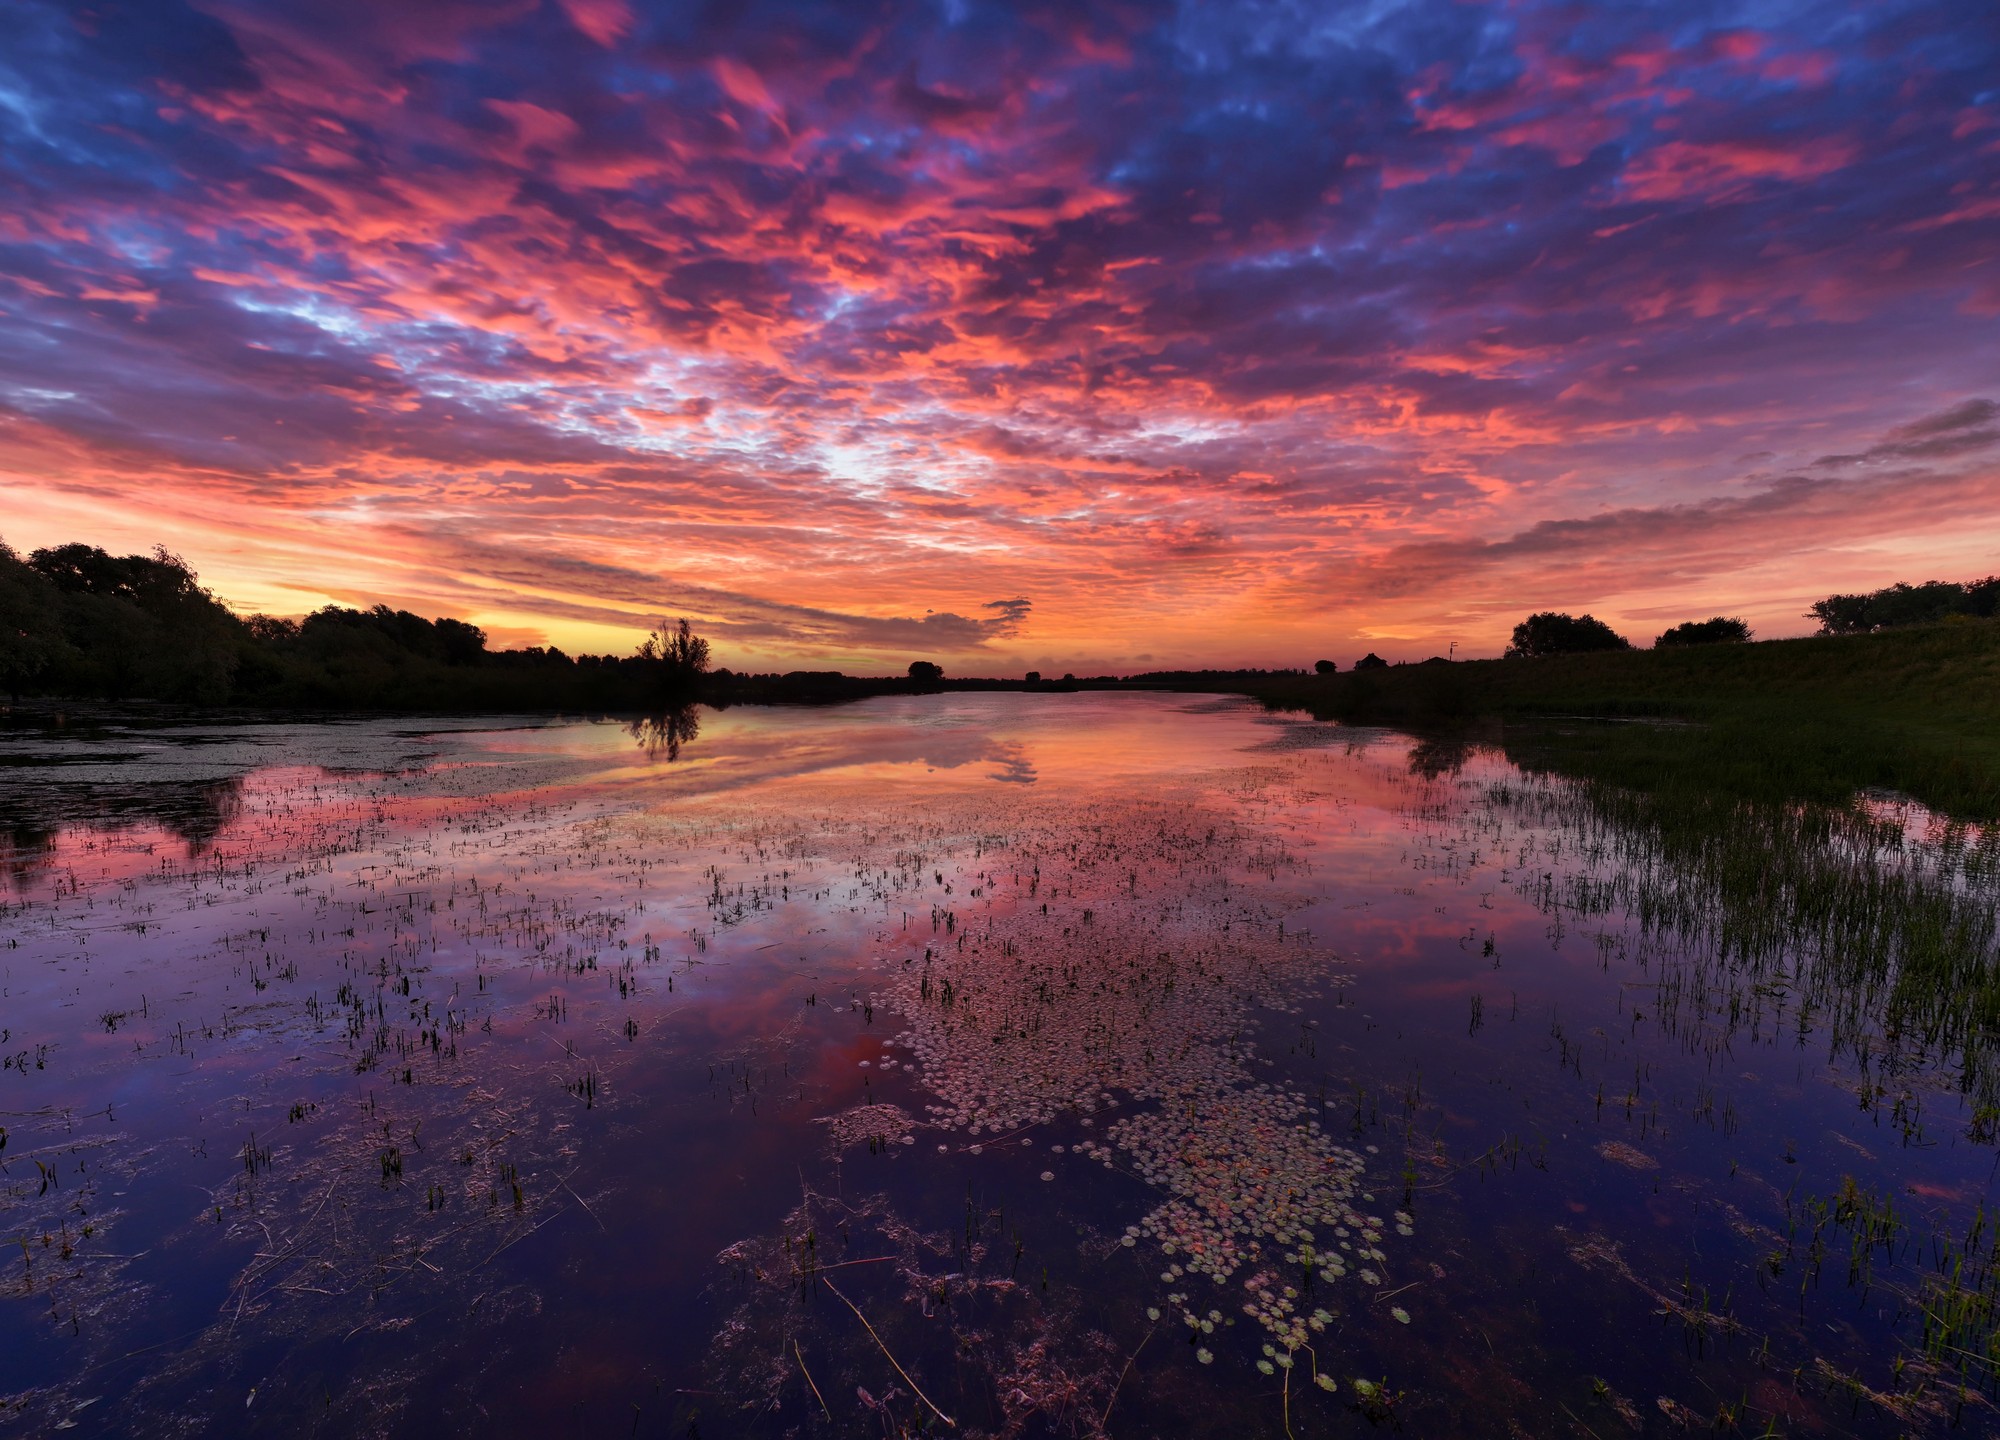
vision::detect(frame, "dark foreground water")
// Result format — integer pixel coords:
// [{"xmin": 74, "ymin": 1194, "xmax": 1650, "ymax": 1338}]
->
[{"xmin": 3, "ymin": 695, "xmax": 1997, "ymax": 1437}]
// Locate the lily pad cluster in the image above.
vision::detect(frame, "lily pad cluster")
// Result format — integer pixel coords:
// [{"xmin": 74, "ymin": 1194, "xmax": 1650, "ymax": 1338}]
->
[
  {"xmin": 815, "ymin": 1102, "xmax": 918, "ymax": 1154},
  {"xmin": 866, "ymin": 797, "xmax": 1402, "ymax": 1377},
  {"xmin": 1109, "ymin": 1083, "xmax": 1401, "ymax": 1350}
]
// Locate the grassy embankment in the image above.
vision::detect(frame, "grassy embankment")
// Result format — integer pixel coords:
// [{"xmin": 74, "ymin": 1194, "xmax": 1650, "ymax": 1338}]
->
[{"xmin": 1226, "ymin": 621, "xmax": 2000, "ymax": 818}]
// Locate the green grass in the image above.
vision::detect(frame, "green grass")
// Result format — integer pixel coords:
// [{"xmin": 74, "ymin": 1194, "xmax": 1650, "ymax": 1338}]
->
[{"xmin": 1232, "ymin": 620, "xmax": 2000, "ymax": 818}]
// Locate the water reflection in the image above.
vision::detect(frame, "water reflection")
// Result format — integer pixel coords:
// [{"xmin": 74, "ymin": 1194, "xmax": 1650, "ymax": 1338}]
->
[
  {"xmin": 0, "ymin": 774, "xmax": 246, "ymax": 886},
  {"xmin": 0, "ymin": 695, "xmax": 1995, "ymax": 1439},
  {"xmin": 626, "ymin": 705, "xmax": 701, "ymax": 761},
  {"xmin": 1405, "ymin": 733, "xmax": 1475, "ymax": 779}
]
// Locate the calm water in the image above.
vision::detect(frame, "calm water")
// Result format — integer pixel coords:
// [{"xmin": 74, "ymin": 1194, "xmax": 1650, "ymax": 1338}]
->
[{"xmin": 2, "ymin": 695, "xmax": 1995, "ymax": 1436}]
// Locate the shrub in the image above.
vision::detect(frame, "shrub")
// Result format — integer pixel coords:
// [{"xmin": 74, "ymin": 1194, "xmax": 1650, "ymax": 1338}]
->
[
  {"xmin": 1655, "ymin": 617, "xmax": 1752, "ymax": 647},
  {"xmin": 1505, "ymin": 612, "xmax": 1630, "ymax": 658}
]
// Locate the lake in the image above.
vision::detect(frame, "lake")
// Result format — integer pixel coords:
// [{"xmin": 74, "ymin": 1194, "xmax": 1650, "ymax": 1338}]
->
[{"xmin": 2, "ymin": 693, "xmax": 1996, "ymax": 1436}]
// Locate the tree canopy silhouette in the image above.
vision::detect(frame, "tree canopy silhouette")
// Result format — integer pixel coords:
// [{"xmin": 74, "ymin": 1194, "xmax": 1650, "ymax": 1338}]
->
[
  {"xmin": 1655, "ymin": 617, "xmax": 1751, "ymax": 647},
  {"xmin": 1810, "ymin": 576, "xmax": 1999, "ymax": 634},
  {"xmin": 639, "ymin": 617, "xmax": 711, "ymax": 694},
  {"xmin": 0, "ymin": 536, "xmax": 734, "ymax": 710},
  {"xmin": 1505, "ymin": 612, "xmax": 1630, "ymax": 658},
  {"xmin": 908, "ymin": 660, "xmax": 943, "ymax": 682},
  {"xmin": 1314, "ymin": 659, "xmax": 1337, "ymax": 674}
]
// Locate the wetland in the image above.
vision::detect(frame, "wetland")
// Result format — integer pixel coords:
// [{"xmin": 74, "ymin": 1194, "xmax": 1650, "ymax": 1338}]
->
[{"xmin": 3, "ymin": 693, "xmax": 1998, "ymax": 1437}]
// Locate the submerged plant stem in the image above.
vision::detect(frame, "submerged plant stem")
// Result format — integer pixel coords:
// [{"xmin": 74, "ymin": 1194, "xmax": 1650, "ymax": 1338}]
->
[
  {"xmin": 821, "ymin": 1276, "xmax": 957, "ymax": 1428},
  {"xmin": 793, "ymin": 1338, "xmax": 831, "ymax": 1420}
]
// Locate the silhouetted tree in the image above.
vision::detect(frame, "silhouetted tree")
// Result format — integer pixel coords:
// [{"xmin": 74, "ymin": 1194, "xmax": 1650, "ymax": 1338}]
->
[
  {"xmin": 245, "ymin": 615, "xmax": 300, "ymax": 644},
  {"xmin": 1810, "ymin": 576, "xmax": 2000, "ymax": 634},
  {"xmin": 1353, "ymin": 652, "xmax": 1388, "ymax": 670},
  {"xmin": 1808, "ymin": 594, "xmax": 1869, "ymax": 634},
  {"xmin": 1314, "ymin": 659, "xmax": 1337, "ymax": 674},
  {"xmin": 1024, "ymin": 670, "xmax": 1041, "ymax": 683},
  {"xmin": 434, "ymin": 616, "xmax": 488, "ymax": 665},
  {"xmin": 639, "ymin": 617, "xmax": 710, "ymax": 693},
  {"xmin": 0, "ymin": 542, "xmax": 69, "ymax": 699},
  {"xmin": 26, "ymin": 542, "xmax": 240, "ymax": 700},
  {"xmin": 1655, "ymin": 617, "xmax": 1751, "ymax": 647},
  {"xmin": 1505, "ymin": 612, "xmax": 1630, "ymax": 658},
  {"xmin": 908, "ymin": 660, "xmax": 943, "ymax": 682}
]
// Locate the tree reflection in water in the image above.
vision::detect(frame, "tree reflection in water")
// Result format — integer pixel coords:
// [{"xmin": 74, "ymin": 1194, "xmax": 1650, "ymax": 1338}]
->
[
  {"xmin": 626, "ymin": 705, "xmax": 701, "ymax": 762},
  {"xmin": 0, "ymin": 774, "xmax": 245, "ymax": 889}
]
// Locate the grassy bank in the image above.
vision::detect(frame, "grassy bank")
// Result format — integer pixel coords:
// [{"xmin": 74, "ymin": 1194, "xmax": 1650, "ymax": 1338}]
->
[{"xmin": 1222, "ymin": 621, "xmax": 2000, "ymax": 818}]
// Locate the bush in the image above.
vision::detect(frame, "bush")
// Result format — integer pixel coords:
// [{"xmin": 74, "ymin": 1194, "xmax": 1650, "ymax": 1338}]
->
[
  {"xmin": 1314, "ymin": 659, "xmax": 1337, "ymax": 674},
  {"xmin": 1505, "ymin": 612, "xmax": 1630, "ymax": 658},
  {"xmin": 1655, "ymin": 617, "xmax": 1752, "ymax": 648}
]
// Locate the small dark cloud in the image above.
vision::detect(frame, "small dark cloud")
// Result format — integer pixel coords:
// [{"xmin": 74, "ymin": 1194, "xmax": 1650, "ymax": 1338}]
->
[
  {"xmin": 1814, "ymin": 399, "xmax": 1999, "ymax": 467},
  {"xmin": 1893, "ymin": 399, "xmax": 1997, "ymax": 439},
  {"xmin": 983, "ymin": 598, "xmax": 1032, "ymax": 630}
]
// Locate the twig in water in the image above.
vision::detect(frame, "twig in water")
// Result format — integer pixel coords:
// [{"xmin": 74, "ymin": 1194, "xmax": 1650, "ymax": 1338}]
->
[
  {"xmin": 821, "ymin": 1276, "xmax": 956, "ymax": 1428},
  {"xmin": 1100, "ymin": 1321, "xmax": 1156, "ymax": 1428},
  {"xmin": 806, "ymin": 1255, "xmax": 897, "ymax": 1275},
  {"xmin": 794, "ymin": 1339, "xmax": 831, "ymax": 1419},
  {"xmin": 479, "ymin": 1204, "xmax": 569, "ymax": 1267},
  {"xmin": 562, "ymin": 1177, "xmax": 606, "ymax": 1232}
]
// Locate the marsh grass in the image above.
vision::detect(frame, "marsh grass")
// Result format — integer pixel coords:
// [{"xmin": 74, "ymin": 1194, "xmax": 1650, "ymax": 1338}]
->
[
  {"xmin": 1786, "ymin": 1176, "xmax": 2000, "ymax": 1417},
  {"xmin": 1485, "ymin": 770, "xmax": 2000, "ymax": 1112}
]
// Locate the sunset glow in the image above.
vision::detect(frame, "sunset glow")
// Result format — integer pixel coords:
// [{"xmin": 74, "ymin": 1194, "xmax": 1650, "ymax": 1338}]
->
[{"xmin": 2, "ymin": 0, "xmax": 1995, "ymax": 669}]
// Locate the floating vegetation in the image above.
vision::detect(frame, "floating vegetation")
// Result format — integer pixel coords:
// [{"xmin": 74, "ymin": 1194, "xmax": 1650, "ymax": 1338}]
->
[
  {"xmin": 817, "ymin": 1102, "xmax": 919, "ymax": 1156},
  {"xmin": 860, "ymin": 791, "xmax": 1392, "ymax": 1385},
  {"xmin": 1595, "ymin": 1140, "xmax": 1658, "ymax": 1170},
  {"xmin": 1113, "ymin": 1085, "xmax": 1389, "ymax": 1354}
]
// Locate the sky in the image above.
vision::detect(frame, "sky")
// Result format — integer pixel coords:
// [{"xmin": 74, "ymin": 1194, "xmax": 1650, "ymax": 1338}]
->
[{"xmin": 1, "ymin": 0, "xmax": 1996, "ymax": 672}]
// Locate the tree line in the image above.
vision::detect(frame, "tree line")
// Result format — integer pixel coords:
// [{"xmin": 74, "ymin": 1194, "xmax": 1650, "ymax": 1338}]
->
[
  {"xmin": 6, "ymin": 538, "xmax": 1992, "ymax": 706},
  {"xmin": 0, "ymin": 540, "xmax": 713, "ymax": 709},
  {"xmin": 1807, "ymin": 575, "xmax": 1999, "ymax": 635},
  {"xmin": 1489, "ymin": 568, "xmax": 1994, "ymax": 660}
]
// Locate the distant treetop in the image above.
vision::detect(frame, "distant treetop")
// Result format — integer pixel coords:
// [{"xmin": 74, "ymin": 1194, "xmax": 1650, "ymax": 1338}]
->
[
  {"xmin": 1314, "ymin": 659, "xmax": 1336, "ymax": 674},
  {"xmin": 908, "ymin": 659, "xmax": 944, "ymax": 682},
  {"xmin": 1505, "ymin": 612, "xmax": 1631, "ymax": 658},
  {"xmin": 1655, "ymin": 617, "xmax": 1751, "ymax": 648}
]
